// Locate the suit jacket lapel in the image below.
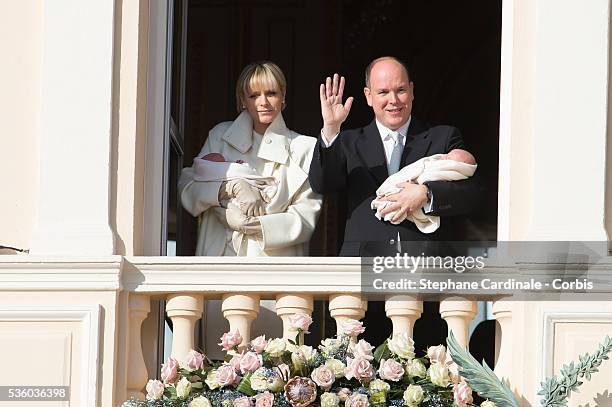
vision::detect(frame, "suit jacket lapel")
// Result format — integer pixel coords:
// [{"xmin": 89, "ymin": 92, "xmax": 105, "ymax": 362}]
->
[
  {"xmin": 401, "ymin": 118, "xmax": 432, "ymax": 167},
  {"xmin": 357, "ymin": 121, "xmax": 389, "ymax": 186}
]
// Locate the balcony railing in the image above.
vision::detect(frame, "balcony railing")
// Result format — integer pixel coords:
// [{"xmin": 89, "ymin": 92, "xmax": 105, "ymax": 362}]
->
[{"xmin": 121, "ymin": 256, "xmax": 515, "ymax": 401}]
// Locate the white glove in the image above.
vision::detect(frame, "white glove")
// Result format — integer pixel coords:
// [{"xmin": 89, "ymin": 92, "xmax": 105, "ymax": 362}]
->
[
  {"xmin": 214, "ymin": 203, "xmax": 262, "ymax": 236},
  {"xmin": 222, "ymin": 179, "xmax": 266, "ymax": 217}
]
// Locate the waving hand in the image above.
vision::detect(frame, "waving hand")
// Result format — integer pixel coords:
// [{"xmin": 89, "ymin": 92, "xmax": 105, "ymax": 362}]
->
[{"xmin": 320, "ymin": 73, "xmax": 353, "ymax": 142}]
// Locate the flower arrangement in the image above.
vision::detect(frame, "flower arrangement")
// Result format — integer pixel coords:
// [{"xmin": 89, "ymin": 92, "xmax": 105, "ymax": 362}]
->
[{"xmin": 122, "ymin": 315, "xmax": 495, "ymax": 407}]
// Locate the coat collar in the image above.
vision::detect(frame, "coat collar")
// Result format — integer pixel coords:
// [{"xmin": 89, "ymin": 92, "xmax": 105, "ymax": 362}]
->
[{"xmin": 221, "ymin": 110, "xmax": 291, "ymax": 165}]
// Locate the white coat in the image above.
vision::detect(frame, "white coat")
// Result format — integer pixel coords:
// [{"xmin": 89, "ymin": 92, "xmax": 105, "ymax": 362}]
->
[{"xmin": 179, "ymin": 111, "xmax": 322, "ymax": 256}]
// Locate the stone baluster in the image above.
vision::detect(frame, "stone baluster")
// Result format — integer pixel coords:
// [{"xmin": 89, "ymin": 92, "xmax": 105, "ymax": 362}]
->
[
  {"xmin": 222, "ymin": 293, "xmax": 260, "ymax": 346},
  {"xmin": 166, "ymin": 294, "xmax": 204, "ymax": 360},
  {"xmin": 329, "ymin": 294, "xmax": 367, "ymax": 335},
  {"xmin": 439, "ymin": 297, "xmax": 477, "ymax": 347},
  {"xmin": 276, "ymin": 293, "xmax": 314, "ymax": 341},
  {"xmin": 492, "ymin": 300, "xmax": 513, "ymax": 379},
  {"xmin": 385, "ymin": 295, "xmax": 423, "ymax": 337},
  {"xmin": 126, "ymin": 294, "xmax": 151, "ymax": 400}
]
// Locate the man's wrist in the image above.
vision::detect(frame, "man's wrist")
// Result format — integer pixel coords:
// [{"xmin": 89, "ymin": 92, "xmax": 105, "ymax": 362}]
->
[{"xmin": 322, "ymin": 125, "xmax": 341, "ymax": 142}]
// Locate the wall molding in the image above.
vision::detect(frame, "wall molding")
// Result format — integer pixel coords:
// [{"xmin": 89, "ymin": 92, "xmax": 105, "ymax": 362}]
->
[
  {"xmin": 539, "ymin": 307, "xmax": 612, "ymax": 383},
  {"xmin": 0, "ymin": 305, "xmax": 102, "ymax": 406}
]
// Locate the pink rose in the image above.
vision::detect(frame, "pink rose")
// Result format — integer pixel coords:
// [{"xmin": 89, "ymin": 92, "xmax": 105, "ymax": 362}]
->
[
  {"xmin": 240, "ymin": 351, "xmax": 263, "ymax": 373},
  {"xmin": 254, "ymin": 392, "xmax": 274, "ymax": 407},
  {"xmin": 453, "ymin": 381, "xmax": 473, "ymax": 407},
  {"xmin": 378, "ymin": 358, "xmax": 404, "ymax": 382},
  {"xmin": 345, "ymin": 393, "xmax": 369, "ymax": 407},
  {"xmin": 217, "ymin": 364, "xmax": 240, "ymax": 387},
  {"xmin": 219, "ymin": 330, "xmax": 243, "ymax": 351},
  {"xmin": 310, "ymin": 365, "xmax": 335, "ymax": 390},
  {"xmin": 427, "ymin": 345, "xmax": 447, "ymax": 364},
  {"xmin": 340, "ymin": 319, "xmax": 365, "ymax": 337},
  {"xmin": 183, "ymin": 349, "xmax": 205, "ymax": 371},
  {"xmin": 230, "ymin": 353, "xmax": 243, "ymax": 372},
  {"xmin": 251, "ymin": 335, "xmax": 269, "ymax": 353},
  {"xmin": 448, "ymin": 361, "xmax": 461, "ymax": 384},
  {"xmin": 345, "ymin": 357, "xmax": 374, "ymax": 383},
  {"xmin": 160, "ymin": 357, "xmax": 179, "ymax": 384},
  {"xmin": 289, "ymin": 314, "xmax": 313, "ymax": 332},
  {"xmin": 233, "ymin": 396, "xmax": 253, "ymax": 407}
]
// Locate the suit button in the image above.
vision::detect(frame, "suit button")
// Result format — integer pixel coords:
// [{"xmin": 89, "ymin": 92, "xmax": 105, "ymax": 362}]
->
[
  {"xmin": 265, "ymin": 138, "xmax": 272, "ymax": 144},
  {"xmin": 389, "ymin": 239, "xmax": 395, "ymax": 245}
]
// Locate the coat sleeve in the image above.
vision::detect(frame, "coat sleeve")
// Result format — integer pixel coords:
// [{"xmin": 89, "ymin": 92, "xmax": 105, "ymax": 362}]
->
[
  {"xmin": 425, "ymin": 127, "xmax": 484, "ymax": 216},
  {"xmin": 308, "ymin": 135, "xmax": 348, "ymax": 194},
  {"xmin": 179, "ymin": 132, "xmax": 224, "ymax": 217},
  {"xmin": 257, "ymin": 180, "xmax": 322, "ymax": 250}
]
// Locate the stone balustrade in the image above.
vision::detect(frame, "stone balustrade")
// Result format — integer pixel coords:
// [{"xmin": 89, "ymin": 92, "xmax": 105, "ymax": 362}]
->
[{"xmin": 120, "ymin": 256, "xmax": 507, "ymax": 401}]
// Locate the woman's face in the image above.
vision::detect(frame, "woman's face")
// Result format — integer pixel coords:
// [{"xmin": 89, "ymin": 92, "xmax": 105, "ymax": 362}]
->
[{"xmin": 242, "ymin": 84, "xmax": 284, "ymax": 134}]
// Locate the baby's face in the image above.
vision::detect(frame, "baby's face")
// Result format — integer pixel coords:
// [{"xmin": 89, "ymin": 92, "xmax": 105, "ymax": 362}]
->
[{"xmin": 444, "ymin": 149, "xmax": 476, "ymax": 164}]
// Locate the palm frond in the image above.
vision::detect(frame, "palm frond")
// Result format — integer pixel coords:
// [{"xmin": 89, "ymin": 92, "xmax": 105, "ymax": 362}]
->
[{"xmin": 447, "ymin": 331, "xmax": 519, "ymax": 407}]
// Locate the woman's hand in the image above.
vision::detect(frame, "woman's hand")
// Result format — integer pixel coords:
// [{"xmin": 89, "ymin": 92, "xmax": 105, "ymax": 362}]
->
[
  {"xmin": 320, "ymin": 73, "xmax": 353, "ymax": 142},
  {"xmin": 223, "ymin": 179, "xmax": 266, "ymax": 217},
  {"xmin": 214, "ymin": 205, "xmax": 262, "ymax": 236}
]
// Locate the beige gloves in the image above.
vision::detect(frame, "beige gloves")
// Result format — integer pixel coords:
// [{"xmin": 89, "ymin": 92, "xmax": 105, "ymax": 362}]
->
[
  {"xmin": 214, "ymin": 203, "xmax": 262, "ymax": 237},
  {"xmin": 220, "ymin": 179, "xmax": 266, "ymax": 217}
]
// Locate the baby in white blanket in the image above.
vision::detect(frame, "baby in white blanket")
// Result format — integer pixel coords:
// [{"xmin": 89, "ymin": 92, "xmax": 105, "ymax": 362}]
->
[
  {"xmin": 193, "ymin": 153, "xmax": 278, "ymax": 251},
  {"xmin": 371, "ymin": 149, "xmax": 477, "ymax": 233}
]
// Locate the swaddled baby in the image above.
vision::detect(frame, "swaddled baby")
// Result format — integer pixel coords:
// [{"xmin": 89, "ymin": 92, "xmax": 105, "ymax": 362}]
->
[
  {"xmin": 371, "ymin": 149, "xmax": 477, "ymax": 233},
  {"xmin": 193, "ymin": 153, "xmax": 279, "ymax": 250}
]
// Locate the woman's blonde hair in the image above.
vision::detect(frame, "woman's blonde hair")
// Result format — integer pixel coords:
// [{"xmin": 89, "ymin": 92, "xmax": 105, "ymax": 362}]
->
[{"xmin": 235, "ymin": 61, "xmax": 286, "ymax": 113}]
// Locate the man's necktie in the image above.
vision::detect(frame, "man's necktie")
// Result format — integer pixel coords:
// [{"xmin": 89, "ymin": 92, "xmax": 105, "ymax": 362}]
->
[{"xmin": 388, "ymin": 131, "xmax": 404, "ymax": 175}]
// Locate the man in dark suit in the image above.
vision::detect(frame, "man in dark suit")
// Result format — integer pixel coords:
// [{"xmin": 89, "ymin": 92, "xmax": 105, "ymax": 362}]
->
[{"xmin": 309, "ymin": 56, "xmax": 482, "ymax": 256}]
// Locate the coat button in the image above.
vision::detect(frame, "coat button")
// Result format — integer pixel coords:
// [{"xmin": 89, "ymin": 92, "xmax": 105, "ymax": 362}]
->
[
  {"xmin": 265, "ymin": 138, "xmax": 272, "ymax": 144},
  {"xmin": 389, "ymin": 239, "xmax": 395, "ymax": 245}
]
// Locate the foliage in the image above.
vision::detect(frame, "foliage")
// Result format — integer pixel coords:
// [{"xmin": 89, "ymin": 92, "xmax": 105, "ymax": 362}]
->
[
  {"xmin": 446, "ymin": 331, "xmax": 518, "ymax": 407},
  {"xmin": 537, "ymin": 335, "xmax": 612, "ymax": 407}
]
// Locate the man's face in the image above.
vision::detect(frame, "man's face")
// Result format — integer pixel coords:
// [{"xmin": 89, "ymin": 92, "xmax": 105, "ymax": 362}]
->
[{"xmin": 364, "ymin": 60, "xmax": 414, "ymax": 130}]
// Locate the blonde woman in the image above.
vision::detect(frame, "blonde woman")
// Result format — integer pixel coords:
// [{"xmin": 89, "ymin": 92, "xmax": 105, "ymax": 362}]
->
[{"xmin": 179, "ymin": 61, "xmax": 322, "ymax": 257}]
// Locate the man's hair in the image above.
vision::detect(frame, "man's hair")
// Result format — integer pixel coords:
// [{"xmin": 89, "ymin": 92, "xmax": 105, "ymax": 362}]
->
[
  {"xmin": 364, "ymin": 56, "xmax": 411, "ymax": 87},
  {"xmin": 235, "ymin": 61, "xmax": 286, "ymax": 113}
]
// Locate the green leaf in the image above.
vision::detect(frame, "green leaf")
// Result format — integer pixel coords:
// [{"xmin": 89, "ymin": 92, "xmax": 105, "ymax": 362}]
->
[
  {"xmin": 373, "ymin": 340, "xmax": 391, "ymax": 363},
  {"xmin": 446, "ymin": 330, "xmax": 519, "ymax": 407},
  {"xmin": 236, "ymin": 372, "xmax": 256, "ymax": 396}
]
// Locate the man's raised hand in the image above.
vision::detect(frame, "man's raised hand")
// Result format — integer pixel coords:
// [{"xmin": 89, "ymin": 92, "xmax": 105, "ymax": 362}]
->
[{"xmin": 320, "ymin": 73, "xmax": 353, "ymax": 143}]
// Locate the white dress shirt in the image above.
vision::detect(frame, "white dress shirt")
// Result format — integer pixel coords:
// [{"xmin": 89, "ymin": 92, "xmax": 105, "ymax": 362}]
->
[{"xmin": 320, "ymin": 116, "xmax": 433, "ymax": 213}]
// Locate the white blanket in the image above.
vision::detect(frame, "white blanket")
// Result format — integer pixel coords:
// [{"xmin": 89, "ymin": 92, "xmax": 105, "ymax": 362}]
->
[
  {"xmin": 192, "ymin": 157, "xmax": 278, "ymax": 202},
  {"xmin": 371, "ymin": 154, "xmax": 477, "ymax": 233},
  {"xmin": 193, "ymin": 156, "xmax": 279, "ymax": 252}
]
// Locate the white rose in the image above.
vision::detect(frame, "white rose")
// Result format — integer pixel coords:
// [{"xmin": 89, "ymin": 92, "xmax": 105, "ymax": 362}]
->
[
  {"xmin": 205, "ymin": 369, "xmax": 220, "ymax": 390},
  {"xmin": 320, "ymin": 392, "xmax": 340, "ymax": 407},
  {"xmin": 145, "ymin": 379, "xmax": 165, "ymax": 400},
  {"xmin": 349, "ymin": 339, "xmax": 375, "ymax": 361},
  {"xmin": 428, "ymin": 362, "xmax": 451, "ymax": 387},
  {"xmin": 176, "ymin": 377, "xmax": 192, "ymax": 400},
  {"xmin": 250, "ymin": 367, "xmax": 269, "ymax": 391},
  {"xmin": 325, "ymin": 359, "xmax": 346, "ymax": 378},
  {"xmin": 320, "ymin": 338, "xmax": 341, "ymax": 356},
  {"xmin": 291, "ymin": 345, "xmax": 317, "ymax": 370},
  {"xmin": 190, "ymin": 396, "xmax": 213, "ymax": 407},
  {"xmin": 406, "ymin": 359, "xmax": 427, "ymax": 378},
  {"xmin": 403, "ymin": 384, "xmax": 424, "ymax": 407},
  {"xmin": 480, "ymin": 401, "xmax": 498, "ymax": 407},
  {"xmin": 265, "ymin": 338, "xmax": 287, "ymax": 357},
  {"xmin": 369, "ymin": 379, "xmax": 390, "ymax": 394},
  {"xmin": 387, "ymin": 333, "xmax": 415, "ymax": 360}
]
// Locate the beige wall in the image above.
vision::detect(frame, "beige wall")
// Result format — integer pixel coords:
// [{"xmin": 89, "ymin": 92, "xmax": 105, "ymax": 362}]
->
[{"xmin": 0, "ymin": 1, "xmax": 43, "ymax": 252}]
